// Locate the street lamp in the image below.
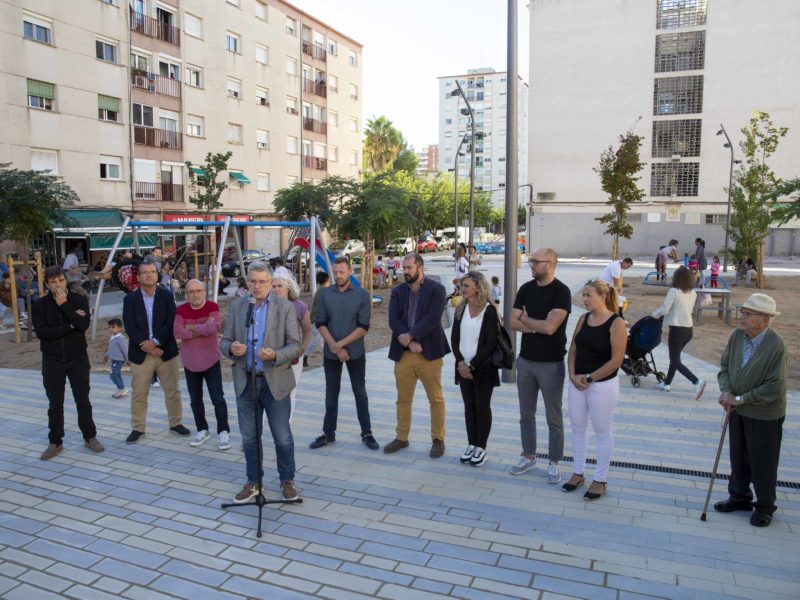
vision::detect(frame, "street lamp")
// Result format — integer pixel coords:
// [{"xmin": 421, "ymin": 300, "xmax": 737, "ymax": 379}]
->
[
  {"xmin": 450, "ymin": 134, "xmax": 468, "ymax": 249},
  {"xmin": 450, "ymin": 81, "xmax": 476, "ymax": 248},
  {"xmin": 716, "ymin": 125, "xmax": 741, "ymax": 272}
]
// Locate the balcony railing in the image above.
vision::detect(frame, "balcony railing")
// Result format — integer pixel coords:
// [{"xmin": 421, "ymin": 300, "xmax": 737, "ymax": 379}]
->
[
  {"xmin": 302, "ymin": 41, "xmax": 327, "ymax": 62},
  {"xmin": 303, "ymin": 117, "xmax": 327, "ymax": 134},
  {"xmin": 133, "ymin": 125, "xmax": 182, "ymax": 150},
  {"xmin": 302, "ymin": 78, "xmax": 327, "ymax": 98},
  {"xmin": 130, "ymin": 9, "xmax": 180, "ymax": 46},
  {"xmin": 130, "ymin": 69, "xmax": 181, "ymax": 98},
  {"xmin": 303, "ymin": 155, "xmax": 327, "ymax": 171},
  {"xmin": 134, "ymin": 181, "xmax": 184, "ymax": 202}
]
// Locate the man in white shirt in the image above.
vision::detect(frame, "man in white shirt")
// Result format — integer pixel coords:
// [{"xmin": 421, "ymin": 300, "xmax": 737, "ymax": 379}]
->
[{"xmin": 599, "ymin": 258, "xmax": 633, "ymax": 317}]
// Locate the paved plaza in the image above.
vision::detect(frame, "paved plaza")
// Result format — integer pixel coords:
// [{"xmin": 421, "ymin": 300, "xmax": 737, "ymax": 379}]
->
[{"xmin": 0, "ymin": 312, "xmax": 798, "ymax": 599}]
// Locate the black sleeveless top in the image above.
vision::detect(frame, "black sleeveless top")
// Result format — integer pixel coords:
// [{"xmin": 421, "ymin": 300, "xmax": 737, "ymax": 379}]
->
[{"xmin": 575, "ymin": 313, "xmax": 619, "ymax": 382}]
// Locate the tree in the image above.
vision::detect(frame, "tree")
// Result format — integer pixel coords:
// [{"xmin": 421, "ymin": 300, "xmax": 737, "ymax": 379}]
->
[
  {"xmin": 362, "ymin": 116, "xmax": 404, "ymax": 172},
  {"xmin": 768, "ymin": 178, "xmax": 800, "ymax": 225},
  {"xmin": 185, "ymin": 151, "xmax": 233, "ymax": 217},
  {"xmin": 393, "ymin": 147, "xmax": 419, "ymax": 176},
  {"xmin": 593, "ymin": 129, "xmax": 645, "ymax": 259},
  {"xmin": 333, "ymin": 172, "xmax": 413, "ymax": 245},
  {"xmin": 725, "ymin": 111, "xmax": 788, "ymax": 263},
  {"xmin": 273, "ymin": 180, "xmax": 336, "ymax": 224}
]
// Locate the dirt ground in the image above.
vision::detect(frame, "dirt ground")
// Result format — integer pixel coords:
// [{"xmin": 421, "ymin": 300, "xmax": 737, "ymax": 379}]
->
[{"xmin": 572, "ymin": 275, "xmax": 799, "ymax": 389}]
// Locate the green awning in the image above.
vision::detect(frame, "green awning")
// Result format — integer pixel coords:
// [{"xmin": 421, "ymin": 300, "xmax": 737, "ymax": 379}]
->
[
  {"xmin": 90, "ymin": 235, "xmax": 157, "ymax": 251},
  {"xmin": 229, "ymin": 172, "xmax": 251, "ymax": 184},
  {"xmin": 190, "ymin": 167, "xmax": 205, "ymax": 176},
  {"xmin": 98, "ymin": 94, "xmax": 120, "ymax": 112},
  {"xmin": 56, "ymin": 209, "xmax": 124, "ymax": 231},
  {"xmin": 27, "ymin": 79, "xmax": 54, "ymax": 99}
]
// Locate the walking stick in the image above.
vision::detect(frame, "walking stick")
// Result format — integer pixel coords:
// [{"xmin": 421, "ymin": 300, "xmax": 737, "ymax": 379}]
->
[{"xmin": 700, "ymin": 409, "xmax": 730, "ymax": 521}]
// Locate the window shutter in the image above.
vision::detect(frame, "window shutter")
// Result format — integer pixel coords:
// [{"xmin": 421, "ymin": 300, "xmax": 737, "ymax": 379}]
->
[
  {"xmin": 98, "ymin": 94, "xmax": 119, "ymax": 112},
  {"xmin": 27, "ymin": 79, "xmax": 54, "ymax": 99}
]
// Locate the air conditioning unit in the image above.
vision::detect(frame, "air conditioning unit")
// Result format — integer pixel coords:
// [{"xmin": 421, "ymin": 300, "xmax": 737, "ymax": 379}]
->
[
  {"xmin": 229, "ymin": 90, "xmax": 239, "ymax": 98},
  {"xmin": 146, "ymin": 72, "xmax": 156, "ymax": 80},
  {"xmin": 134, "ymin": 75, "xmax": 147, "ymax": 87},
  {"xmin": 149, "ymin": 84, "xmax": 157, "ymax": 92},
  {"xmin": 256, "ymin": 142, "xmax": 268, "ymax": 148},
  {"xmin": 258, "ymin": 97, "xmax": 267, "ymax": 105}
]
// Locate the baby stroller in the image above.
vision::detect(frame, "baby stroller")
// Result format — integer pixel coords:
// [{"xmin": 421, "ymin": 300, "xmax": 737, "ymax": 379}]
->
[{"xmin": 621, "ymin": 315, "xmax": 665, "ymax": 387}]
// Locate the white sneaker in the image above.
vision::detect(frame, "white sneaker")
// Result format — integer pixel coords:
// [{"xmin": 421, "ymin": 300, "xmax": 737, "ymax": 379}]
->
[
  {"xmin": 460, "ymin": 445, "xmax": 475, "ymax": 464},
  {"xmin": 509, "ymin": 456, "xmax": 536, "ymax": 476},
  {"xmin": 20, "ymin": 313, "xmax": 28, "ymax": 321},
  {"xmin": 190, "ymin": 430, "xmax": 209, "ymax": 447},
  {"xmin": 113, "ymin": 388, "xmax": 129, "ymax": 398},
  {"xmin": 470, "ymin": 447, "xmax": 487, "ymax": 467},
  {"xmin": 547, "ymin": 462, "xmax": 562, "ymax": 484},
  {"xmin": 656, "ymin": 381, "xmax": 671, "ymax": 392},
  {"xmin": 219, "ymin": 431, "xmax": 231, "ymax": 451},
  {"xmin": 152, "ymin": 380, "xmax": 161, "ymax": 388},
  {"xmin": 694, "ymin": 379, "xmax": 707, "ymax": 401}
]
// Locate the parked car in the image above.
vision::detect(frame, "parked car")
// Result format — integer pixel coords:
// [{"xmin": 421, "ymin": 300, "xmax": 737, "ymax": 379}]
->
[
  {"xmin": 434, "ymin": 235, "xmax": 453, "ymax": 251},
  {"xmin": 286, "ymin": 246, "xmax": 309, "ymax": 269},
  {"xmin": 386, "ymin": 237, "xmax": 415, "ymax": 256},
  {"xmin": 416, "ymin": 236, "xmax": 437, "ymax": 253},
  {"xmin": 335, "ymin": 239, "xmax": 365, "ymax": 261},
  {"xmin": 221, "ymin": 249, "xmax": 270, "ymax": 277}
]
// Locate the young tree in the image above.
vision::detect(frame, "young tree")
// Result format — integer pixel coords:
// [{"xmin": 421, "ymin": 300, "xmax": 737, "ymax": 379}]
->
[
  {"xmin": 768, "ymin": 178, "xmax": 800, "ymax": 225},
  {"xmin": 594, "ymin": 130, "xmax": 645, "ymax": 259},
  {"xmin": 185, "ymin": 151, "xmax": 233, "ymax": 217},
  {"xmin": 273, "ymin": 180, "xmax": 336, "ymax": 224}
]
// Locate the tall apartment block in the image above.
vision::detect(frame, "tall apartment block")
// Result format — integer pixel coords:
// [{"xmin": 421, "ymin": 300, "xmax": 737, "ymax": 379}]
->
[
  {"xmin": 1, "ymin": 0, "xmax": 363, "ymax": 259},
  {"xmin": 438, "ymin": 69, "xmax": 528, "ymax": 208},
  {"xmin": 528, "ymin": 0, "xmax": 800, "ymax": 256},
  {"xmin": 414, "ymin": 144, "xmax": 438, "ymax": 178}
]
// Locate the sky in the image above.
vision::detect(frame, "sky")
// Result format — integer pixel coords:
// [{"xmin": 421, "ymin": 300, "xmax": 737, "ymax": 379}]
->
[{"xmin": 294, "ymin": 0, "xmax": 530, "ymax": 151}]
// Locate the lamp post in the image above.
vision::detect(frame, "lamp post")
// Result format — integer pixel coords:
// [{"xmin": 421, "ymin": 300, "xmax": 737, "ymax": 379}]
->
[
  {"xmin": 450, "ymin": 81, "xmax": 476, "ymax": 248},
  {"xmin": 450, "ymin": 133, "xmax": 469, "ymax": 249},
  {"xmin": 716, "ymin": 124, "xmax": 737, "ymax": 272}
]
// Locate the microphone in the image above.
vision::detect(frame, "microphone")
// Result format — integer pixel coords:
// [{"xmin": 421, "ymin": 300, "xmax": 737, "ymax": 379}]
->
[{"xmin": 246, "ymin": 296, "xmax": 256, "ymax": 327}]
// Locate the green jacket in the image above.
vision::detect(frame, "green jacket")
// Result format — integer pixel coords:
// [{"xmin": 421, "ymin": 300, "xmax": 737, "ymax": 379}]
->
[{"xmin": 718, "ymin": 328, "xmax": 787, "ymax": 420}]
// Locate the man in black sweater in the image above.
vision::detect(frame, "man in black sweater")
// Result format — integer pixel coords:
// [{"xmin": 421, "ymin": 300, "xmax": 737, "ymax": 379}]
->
[{"xmin": 32, "ymin": 266, "xmax": 105, "ymax": 460}]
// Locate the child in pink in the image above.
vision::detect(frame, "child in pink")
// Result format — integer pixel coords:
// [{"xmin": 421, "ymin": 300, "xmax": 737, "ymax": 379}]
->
[{"xmin": 709, "ymin": 256, "xmax": 721, "ymax": 288}]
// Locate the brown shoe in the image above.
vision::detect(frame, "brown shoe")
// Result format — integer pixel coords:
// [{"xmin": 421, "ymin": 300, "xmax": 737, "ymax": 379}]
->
[
  {"xmin": 233, "ymin": 483, "xmax": 260, "ymax": 504},
  {"xmin": 282, "ymin": 480, "xmax": 299, "ymax": 501},
  {"xmin": 383, "ymin": 438, "xmax": 409, "ymax": 454},
  {"xmin": 430, "ymin": 439, "xmax": 445, "ymax": 458},
  {"xmin": 40, "ymin": 443, "xmax": 63, "ymax": 461},
  {"xmin": 84, "ymin": 438, "xmax": 105, "ymax": 453}
]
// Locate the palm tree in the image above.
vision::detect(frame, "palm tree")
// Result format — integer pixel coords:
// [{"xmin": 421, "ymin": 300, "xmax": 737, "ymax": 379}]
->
[{"xmin": 363, "ymin": 116, "xmax": 403, "ymax": 172}]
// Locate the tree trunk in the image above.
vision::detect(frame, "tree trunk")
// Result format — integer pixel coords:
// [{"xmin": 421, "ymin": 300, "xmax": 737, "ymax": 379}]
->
[{"xmin": 612, "ymin": 236, "xmax": 619, "ymax": 261}]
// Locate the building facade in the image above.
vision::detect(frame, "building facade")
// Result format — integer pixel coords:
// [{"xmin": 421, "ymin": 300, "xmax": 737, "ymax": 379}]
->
[
  {"xmin": 414, "ymin": 144, "xmax": 438, "ymax": 178},
  {"xmin": 1, "ymin": 0, "xmax": 363, "ymax": 261},
  {"xmin": 528, "ymin": 0, "xmax": 800, "ymax": 257},
  {"xmin": 438, "ymin": 69, "xmax": 528, "ymax": 208}
]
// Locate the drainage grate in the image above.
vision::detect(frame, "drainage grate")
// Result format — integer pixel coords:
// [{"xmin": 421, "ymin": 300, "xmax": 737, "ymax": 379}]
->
[{"xmin": 535, "ymin": 453, "xmax": 800, "ymax": 490}]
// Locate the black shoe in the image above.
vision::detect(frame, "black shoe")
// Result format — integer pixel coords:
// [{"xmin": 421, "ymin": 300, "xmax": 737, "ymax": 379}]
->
[
  {"xmin": 303, "ymin": 356, "xmax": 309, "ymax": 367},
  {"xmin": 750, "ymin": 510, "xmax": 772, "ymax": 527},
  {"xmin": 713, "ymin": 498, "xmax": 753, "ymax": 513},
  {"xmin": 309, "ymin": 435, "xmax": 335, "ymax": 449},
  {"xmin": 126, "ymin": 430, "xmax": 145, "ymax": 444},
  {"xmin": 362, "ymin": 435, "xmax": 379, "ymax": 451},
  {"xmin": 170, "ymin": 424, "xmax": 191, "ymax": 436}
]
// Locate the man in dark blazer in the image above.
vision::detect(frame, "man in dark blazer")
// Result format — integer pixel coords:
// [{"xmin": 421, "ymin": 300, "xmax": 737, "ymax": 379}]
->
[
  {"xmin": 384, "ymin": 253, "xmax": 450, "ymax": 457},
  {"xmin": 122, "ymin": 261, "xmax": 188, "ymax": 443}
]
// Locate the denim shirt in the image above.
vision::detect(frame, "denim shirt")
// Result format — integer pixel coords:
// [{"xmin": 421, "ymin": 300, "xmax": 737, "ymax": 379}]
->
[{"xmin": 246, "ymin": 299, "xmax": 269, "ymax": 372}]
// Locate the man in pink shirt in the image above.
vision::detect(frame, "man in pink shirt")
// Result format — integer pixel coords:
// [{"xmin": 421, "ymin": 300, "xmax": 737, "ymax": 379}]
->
[{"xmin": 174, "ymin": 279, "xmax": 231, "ymax": 450}]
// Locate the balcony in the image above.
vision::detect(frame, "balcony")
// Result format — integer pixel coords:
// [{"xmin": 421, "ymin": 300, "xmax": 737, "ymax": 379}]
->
[
  {"xmin": 303, "ymin": 117, "xmax": 327, "ymax": 135},
  {"xmin": 303, "ymin": 155, "xmax": 327, "ymax": 171},
  {"xmin": 134, "ymin": 182, "xmax": 184, "ymax": 202},
  {"xmin": 302, "ymin": 41, "xmax": 327, "ymax": 62},
  {"xmin": 302, "ymin": 78, "xmax": 327, "ymax": 98},
  {"xmin": 133, "ymin": 126, "xmax": 182, "ymax": 150},
  {"xmin": 130, "ymin": 9, "xmax": 180, "ymax": 46},
  {"xmin": 130, "ymin": 69, "xmax": 181, "ymax": 98}
]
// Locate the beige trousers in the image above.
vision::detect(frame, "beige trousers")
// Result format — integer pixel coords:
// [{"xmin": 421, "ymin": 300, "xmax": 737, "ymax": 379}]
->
[
  {"xmin": 130, "ymin": 354, "xmax": 182, "ymax": 432},
  {"xmin": 393, "ymin": 351, "xmax": 446, "ymax": 442}
]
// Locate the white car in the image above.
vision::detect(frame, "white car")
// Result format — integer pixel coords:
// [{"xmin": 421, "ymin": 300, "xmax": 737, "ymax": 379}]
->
[
  {"xmin": 336, "ymin": 239, "xmax": 365, "ymax": 260},
  {"xmin": 386, "ymin": 237, "xmax": 415, "ymax": 255}
]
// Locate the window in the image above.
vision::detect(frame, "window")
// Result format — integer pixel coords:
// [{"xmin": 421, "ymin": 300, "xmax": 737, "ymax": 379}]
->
[
  {"xmin": 286, "ymin": 17, "xmax": 297, "ymax": 36},
  {"xmin": 650, "ymin": 162, "xmax": 700, "ymax": 197},
  {"xmin": 100, "ymin": 156, "xmax": 122, "ymax": 180},
  {"xmin": 23, "ymin": 13, "xmax": 52, "ymax": 45},
  {"xmin": 655, "ymin": 31, "xmax": 705, "ymax": 72},
  {"xmin": 255, "ymin": 43, "xmax": 269, "ymax": 65},
  {"xmin": 302, "ymin": 140, "xmax": 312, "ymax": 157},
  {"xmin": 657, "ymin": 0, "xmax": 707, "ymax": 29},
  {"xmin": 31, "ymin": 149, "xmax": 58, "ymax": 175},
  {"xmin": 256, "ymin": 87, "xmax": 269, "ymax": 106},
  {"xmin": 287, "ymin": 136, "xmax": 298, "ymax": 154},
  {"xmin": 186, "ymin": 115, "xmax": 204, "ymax": 137},
  {"xmin": 653, "ymin": 75, "xmax": 704, "ymax": 115},
  {"xmin": 184, "ymin": 14, "xmax": 202, "ymax": 38},
  {"xmin": 132, "ymin": 102, "xmax": 154, "ymax": 126},
  {"xmin": 227, "ymin": 123, "xmax": 242, "ymax": 144},
  {"xmin": 348, "ymin": 50, "xmax": 357, "ymax": 66},
  {"xmin": 229, "ymin": 170, "xmax": 246, "ymax": 190},
  {"xmin": 98, "ymin": 94, "xmax": 120, "ymax": 122},
  {"xmin": 349, "ymin": 151, "xmax": 358, "ymax": 166},
  {"xmin": 227, "ymin": 77, "xmax": 241, "ymax": 99},
  {"xmin": 328, "ymin": 74, "xmax": 338, "ymax": 92},
  {"xmin": 286, "ymin": 96, "xmax": 298, "ymax": 115},
  {"xmin": 255, "ymin": 1, "xmax": 267, "ymax": 20},
  {"xmin": 95, "ymin": 38, "xmax": 117, "ymax": 63},
  {"xmin": 159, "ymin": 110, "xmax": 179, "ymax": 133},
  {"xmin": 186, "ymin": 65, "xmax": 202, "ymax": 87},
  {"xmin": 328, "ymin": 40, "xmax": 337, "ymax": 56},
  {"xmin": 158, "ymin": 59, "xmax": 180, "ymax": 80},
  {"xmin": 256, "ymin": 129, "xmax": 269, "ymax": 149},
  {"xmin": 257, "ymin": 173, "xmax": 270, "ymax": 192},
  {"xmin": 226, "ymin": 31, "xmax": 240, "ymax": 53},
  {"xmin": 27, "ymin": 79, "xmax": 54, "ymax": 110},
  {"xmin": 348, "ymin": 117, "xmax": 358, "ymax": 133},
  {"xmin": 652, "ymin": 119, "xmax": 702, "ymax": 157},
  {"xmin": 286, "ymin": 57, "xmax": 297, "ymax": 76},
  {"xmin": 349, "ymin": 83, "xmax": 358, "ymax": 100},
  {"xmin": 705, "ymin": 214, "xmax": 727, "ymax": 225},
  {"xmin": 328, "ymin": 146, "xmax": 338, "ymax": 162}
]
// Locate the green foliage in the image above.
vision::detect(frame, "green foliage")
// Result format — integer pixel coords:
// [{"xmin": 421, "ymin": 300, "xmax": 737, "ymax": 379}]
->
[
  {"xmin": 332, "ymin": 172, "xmax": 413, "ymax": 243},
  {"xmin": 594, "ymin": 130, "xmax": 645, "ymax": 258},
  {"xmin": 185, "ymin": 151, "xmax": 233, "ymax": 216},
  {"xmin": 725, "ymin": 112, "xmax": 788, "ymax": 261},
  {"xmin": 363, "ymin": 116, "xmax": 403, "ymax": 172},
  {"xmin": 768, "ymin": 178, "xmax": 800, "ymax": 225},
  {"xmin": 273, "ymin": 180, "xmax": 336, "ymax": 223},
  {"xmin": 393, "ymin": 147, "xmax": 419, "ymax": 176}
]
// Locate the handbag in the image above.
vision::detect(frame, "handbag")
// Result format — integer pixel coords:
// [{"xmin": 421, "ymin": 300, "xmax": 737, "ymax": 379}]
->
[
  {"xmin": 491, "ymin": 321, "xmax": 515, "ymax": 370},
  {"xmin": 699, "ymin": 292, "xmax": 713, "ymax": 307}
]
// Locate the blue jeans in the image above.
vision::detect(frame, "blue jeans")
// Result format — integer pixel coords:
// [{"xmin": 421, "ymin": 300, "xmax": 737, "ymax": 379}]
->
[
  {"xmin": 185, "ymin": 361, "xmax": 229, "ymax": 434},
  {"xmin": 237, "ymin": 376, "xmax": 295, "ymax": 484},
  {"xmin": 322, "ymin": 355, "xmax": 372, "ymax": 437},
  {"xmin": 110, "ymin": 360, "xmax": 125, "ymax": 390}
]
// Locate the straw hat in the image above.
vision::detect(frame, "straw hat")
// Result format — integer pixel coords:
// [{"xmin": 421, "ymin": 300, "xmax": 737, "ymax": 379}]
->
[{"xmin": 741, "ymin": 293, "xmax": 780, "ymax": 317}]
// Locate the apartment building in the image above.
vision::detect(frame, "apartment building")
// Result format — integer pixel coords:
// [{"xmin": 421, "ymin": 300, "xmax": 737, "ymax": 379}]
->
[
  {"xmin": 528, "ymin": 0, "xmax": 800, "ymax": 256},
  {"xmin": 415, "ymin": 144, "xmax": 439, "ymax": 178},
  {"xmin": 0, "ymin": 0, "xmax": 363, "ymax": 259},
  {"xmin": 438, "ymin": 69, "xmax": 528, "ymax": 208}
]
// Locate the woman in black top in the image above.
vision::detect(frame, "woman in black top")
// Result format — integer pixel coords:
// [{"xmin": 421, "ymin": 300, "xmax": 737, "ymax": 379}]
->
[
  {"xmin": 564, "ymin": 279, "xmax": 627, "ymax": 500},
  {"xmin": 451, "ymin": 272, "xmax": 499, "ymax": 467}
]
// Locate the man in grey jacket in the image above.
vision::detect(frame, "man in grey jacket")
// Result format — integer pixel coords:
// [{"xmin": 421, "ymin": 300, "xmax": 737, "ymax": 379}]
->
[{"xmin": 220, "ymin": 262, "xmax": 302, "ymax": 503}]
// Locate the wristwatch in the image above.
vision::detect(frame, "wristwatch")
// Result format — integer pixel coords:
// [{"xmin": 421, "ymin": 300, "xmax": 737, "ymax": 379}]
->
[
  {"xmin": 585, "ymin": 374, "xmax": 594, "ymax": 384},
  {"xmin": 735, "ymin": 395, "xmax": 743, "ymax": 404}
]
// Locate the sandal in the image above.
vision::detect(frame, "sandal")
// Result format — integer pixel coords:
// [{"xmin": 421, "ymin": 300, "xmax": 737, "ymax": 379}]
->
[
  {"xmin": 583, "ymin": 481, "xmax": 607, "ymax": 501},
  {"xmin": 561, "ymin": 474, "xmax": 585, "ymax": 492}
]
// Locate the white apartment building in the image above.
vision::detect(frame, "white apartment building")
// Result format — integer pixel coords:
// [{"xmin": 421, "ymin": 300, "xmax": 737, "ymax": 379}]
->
[
  {"xmin": 0, "ymin": 0, "xmax": 363, "ymax": 262},
  {"xmin": 438, "ymin": 69, "xmax": 528, "ymax": 208},
  {"xmin": 528, "ymin": 0, "xmax": 800, "ymax": 257}
]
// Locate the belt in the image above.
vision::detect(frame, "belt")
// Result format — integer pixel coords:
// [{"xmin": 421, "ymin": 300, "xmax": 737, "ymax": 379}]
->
[{"xmin": 246, "ymin": 370, "xmax": 265, "ymax": 378}]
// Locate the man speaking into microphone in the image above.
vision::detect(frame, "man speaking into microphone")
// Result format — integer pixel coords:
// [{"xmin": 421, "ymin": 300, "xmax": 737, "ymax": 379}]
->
[{"xmin": 220, "ymin": 262, "xmax": 302, "ymax": 503}]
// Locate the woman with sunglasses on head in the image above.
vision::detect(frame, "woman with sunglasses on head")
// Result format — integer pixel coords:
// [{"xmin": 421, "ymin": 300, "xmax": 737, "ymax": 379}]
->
[{"xmin": 563, "ymin": 279, "xmax": 627, "ymax": 500}]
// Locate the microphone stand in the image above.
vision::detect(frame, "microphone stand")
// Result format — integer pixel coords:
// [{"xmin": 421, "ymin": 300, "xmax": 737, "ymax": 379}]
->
[{"xmin": 221, "ymin": 297, "xmax": 302, "ymax": 538}]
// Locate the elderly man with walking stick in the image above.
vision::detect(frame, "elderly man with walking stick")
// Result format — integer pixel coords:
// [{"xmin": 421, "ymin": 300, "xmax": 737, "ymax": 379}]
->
[{"xmin": 713, "ymin": 293, "xmax": 787, "ymax": 527}]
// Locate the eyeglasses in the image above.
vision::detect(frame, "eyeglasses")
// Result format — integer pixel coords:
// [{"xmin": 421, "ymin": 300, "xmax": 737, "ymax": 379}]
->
[
  {"xmin": 740, "ymin": 309, "xmax": 765, "ymax": 319},
  {"xmin": 528, "ymin": 259, "xmax": 551, "ymax": 266}
]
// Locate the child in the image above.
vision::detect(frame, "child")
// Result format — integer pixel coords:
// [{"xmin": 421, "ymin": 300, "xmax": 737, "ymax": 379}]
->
[
  {"xmin": 709, "ymin": 256, "xmax": 720, "ymax": 288},
  {"xmin": 104, "ymin": 318, "xmax": 129, "ymax": 398},
  {"xmin": 491, "ymin": 276, "xmax": 502, "ymax": 305},
  {"xmin": 234, "ymin": 276, "xmax": 248, "ymax": 297}
]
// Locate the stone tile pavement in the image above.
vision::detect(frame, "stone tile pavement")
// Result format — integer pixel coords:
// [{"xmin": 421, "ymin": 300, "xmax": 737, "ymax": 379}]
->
[{"xmin": 0, "ymin": 313, "xmax": 798, "ymax": 599}]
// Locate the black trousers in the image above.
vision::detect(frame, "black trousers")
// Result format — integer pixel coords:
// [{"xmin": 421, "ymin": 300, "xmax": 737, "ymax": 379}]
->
[
  {"xmin": 728, "ymin": 411, "xmax": 784, "ymax": 513},
  {"xmin": 665, "ymin": 326, "xmax": 698, "ymax": 385},
  {"xmin": 459, "ymin": 372, "xmax": 495, "ymax": 449},
  {"xmin": 42, "ymin": 355, "xmax": 97, "ymax": 445},
  {"xmin": 185, "ymin": 361, "xmax": 230, "ymax": 434}
]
